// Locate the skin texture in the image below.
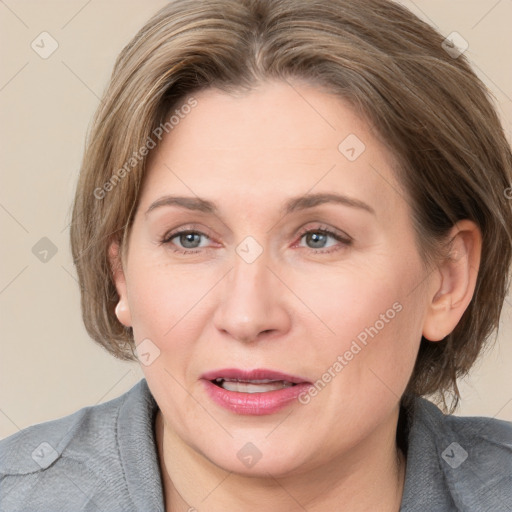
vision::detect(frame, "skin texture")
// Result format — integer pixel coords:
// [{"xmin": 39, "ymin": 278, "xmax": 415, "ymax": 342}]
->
[{"xmin": 110, "ymin": 80, "xmax": 481, "ymax": 511}]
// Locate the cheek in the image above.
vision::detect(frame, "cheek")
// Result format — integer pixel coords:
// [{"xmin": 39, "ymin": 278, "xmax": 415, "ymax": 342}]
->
[
  {"xmin": 299, "ymin": 260, "xmax": 424, "ymax": 390},
  {"xmin": 125, "ymin": 256, "xmax": 208, "ymax": 340},
  {"xmin": 293, "ymin": 263, "xmax": 402, "ymax": 343}
]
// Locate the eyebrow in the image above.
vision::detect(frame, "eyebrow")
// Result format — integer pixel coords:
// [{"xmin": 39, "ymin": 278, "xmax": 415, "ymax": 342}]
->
[{"xmin": 145, "ymin": 192, "xmax": 376, "ymax": 217}]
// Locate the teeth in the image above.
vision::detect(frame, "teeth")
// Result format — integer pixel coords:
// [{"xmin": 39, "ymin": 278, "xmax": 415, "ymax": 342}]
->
[
  {"xmin": 215, "ymin": 378, "xmax": 285, "ymax": 384},
  {"xmin": 219, "ymin": 380, "xmax": 294, "ymax": 393}
]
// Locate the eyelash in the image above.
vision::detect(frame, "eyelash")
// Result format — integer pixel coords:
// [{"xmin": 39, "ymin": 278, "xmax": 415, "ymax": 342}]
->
[
  {"xmin": 159, "ymin": 224, "xmax": 352, "ymax": 256},
  {"xmin": 294, "ymin": 225, "xmax": 352, "ymax": 254}
]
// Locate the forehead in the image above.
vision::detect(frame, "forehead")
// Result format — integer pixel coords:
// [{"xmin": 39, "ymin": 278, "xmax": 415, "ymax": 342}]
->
[
  {"xmin": 141, "ymin": 80, "xmax": 406, "ymax": 219},
  {"xmin": 158, "ymin": 81, "xmax": 375, "ymax": 152}
]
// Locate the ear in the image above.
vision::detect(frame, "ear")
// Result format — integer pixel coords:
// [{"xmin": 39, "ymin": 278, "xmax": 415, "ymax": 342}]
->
[
  {"xmin": 108, "ymin": 240, "xmax": 132, "ymax": 328},
  {"xmin": 422, "ymin": 220, "xmax": 482, "ymax": 342}
]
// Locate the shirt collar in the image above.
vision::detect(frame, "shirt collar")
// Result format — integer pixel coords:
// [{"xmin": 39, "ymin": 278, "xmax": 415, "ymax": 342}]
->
[{"xmin": 117, "ymin": 378, "xmax": 164, "ymax": 512}]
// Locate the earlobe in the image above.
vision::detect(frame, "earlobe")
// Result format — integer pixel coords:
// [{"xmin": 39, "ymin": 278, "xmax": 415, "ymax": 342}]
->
[
  {"xmin": 115, "ymin": 299, "xmax": 132, "ymax": 327},
  {"xmin": 108, "ymin": 240, "xmax": 132, "ymax": 328},
  {"xmin": 422, "ymin": 220, "xmax": 482, "ymax": 342}
]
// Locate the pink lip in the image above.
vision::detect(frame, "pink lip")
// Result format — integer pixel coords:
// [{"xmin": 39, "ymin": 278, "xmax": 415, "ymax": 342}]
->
[{"xmin": 200, "ymin": 368, "xmax": 313, "ymax": 415}]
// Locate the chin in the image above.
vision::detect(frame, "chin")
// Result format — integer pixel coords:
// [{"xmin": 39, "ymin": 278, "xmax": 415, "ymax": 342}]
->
[{"xmin": 194, "ymin": 433, "xmax": 313, "ymax": 478}]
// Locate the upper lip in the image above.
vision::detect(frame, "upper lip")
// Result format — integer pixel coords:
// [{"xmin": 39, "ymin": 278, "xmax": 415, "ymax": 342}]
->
[{"xmin": 201, "ymin": 368, "xmax": 311, "ymax": 384}]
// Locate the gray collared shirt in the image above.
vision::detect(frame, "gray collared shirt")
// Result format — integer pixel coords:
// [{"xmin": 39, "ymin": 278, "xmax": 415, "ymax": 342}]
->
[{"xmin": 1, "ymin": 378, "xmax": 511, "ymax": 511}]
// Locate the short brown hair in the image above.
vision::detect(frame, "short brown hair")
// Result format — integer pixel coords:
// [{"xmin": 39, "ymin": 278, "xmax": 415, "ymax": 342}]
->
[{"xmin": 70, "ymin": 0, "xmax": 512, "ymax": 411}]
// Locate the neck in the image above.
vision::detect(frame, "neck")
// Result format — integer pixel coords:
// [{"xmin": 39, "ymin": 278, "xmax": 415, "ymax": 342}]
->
[{"xmin": 155, "ymin": 407, "xmax": 406, "ymax": 512}]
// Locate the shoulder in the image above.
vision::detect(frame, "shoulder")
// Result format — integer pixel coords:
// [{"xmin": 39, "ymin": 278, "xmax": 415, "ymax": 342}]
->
[
  {"xmin": 401, "ymin": 397, "xmax": 512, "ymax": 511},
  {"xmin": 416, "ymin": 397, "xmax": 512, "ymax": 469},
  {"xmin": 0, "ymin": 389, "xmax": 126, "ymax": 476},
  {"xmin": 0, "ymin": 378, "xmax": 162, "ymax": 512}
]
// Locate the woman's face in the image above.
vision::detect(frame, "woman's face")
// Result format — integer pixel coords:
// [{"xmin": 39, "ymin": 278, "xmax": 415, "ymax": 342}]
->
[{"xmin": 113, "ymin": 80, "xmax": 434, "ymax": 476}]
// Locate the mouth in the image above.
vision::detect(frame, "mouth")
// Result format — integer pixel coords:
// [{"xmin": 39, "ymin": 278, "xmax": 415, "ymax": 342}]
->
[
  {"xmin": 211, "ymin": 378, "xmax": 297, "ymax": 393},
  {"xmin": 200, "ymin": 369, "xmax": 313, "ymax": 415},
  {"xmin": 201, "ymin": 368, "xmax": 309, "ymax": 393}
]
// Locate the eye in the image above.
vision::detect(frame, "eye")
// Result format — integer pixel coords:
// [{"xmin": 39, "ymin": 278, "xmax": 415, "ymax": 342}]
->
[
  {"xmin": 296, "ymin": 225, "xmax": 352, "ymax": 254},
  {"xmin": 160, "ymin": 227, "xmax": 213, "ymax": 254},
  {"xmin": 159, "ymin": 224, "xmax": 352, "ymax": 256}
]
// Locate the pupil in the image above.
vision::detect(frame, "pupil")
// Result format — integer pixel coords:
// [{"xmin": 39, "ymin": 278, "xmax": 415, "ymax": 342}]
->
[
  {"xmin": 181, "ymin": 233, "xmax": 200, "ymax": 248},
  {"xmin": 308, "ymin": 232, "xmax": 326, "ymax": 248}
]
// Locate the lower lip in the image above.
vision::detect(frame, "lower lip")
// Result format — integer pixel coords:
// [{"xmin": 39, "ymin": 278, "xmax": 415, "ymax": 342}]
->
[{"xmin": 202, "ymin": 380, "xmax": 313, "ymax": 415}]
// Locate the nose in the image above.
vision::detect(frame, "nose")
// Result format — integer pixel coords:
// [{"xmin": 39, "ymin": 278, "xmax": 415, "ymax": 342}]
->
[{"xmin": 212, "ymin": 247, "xmax": 292, "ymax": 343}]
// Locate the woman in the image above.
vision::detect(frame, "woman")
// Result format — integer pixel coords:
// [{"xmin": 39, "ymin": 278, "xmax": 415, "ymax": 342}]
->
[{"xmin": 1, "ymin": 0, "xmax": 511, "ymax": 510}]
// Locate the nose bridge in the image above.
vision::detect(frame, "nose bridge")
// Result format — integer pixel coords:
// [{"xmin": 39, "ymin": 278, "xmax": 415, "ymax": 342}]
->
[{"xmin": 213, "ymin": 239, "xmax": 290, "ymax": 342}]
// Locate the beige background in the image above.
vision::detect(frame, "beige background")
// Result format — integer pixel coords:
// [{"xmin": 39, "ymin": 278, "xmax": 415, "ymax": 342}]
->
[{"xmin": 0, "ymin": 0, "xmax": 511, "ymax": 439}]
